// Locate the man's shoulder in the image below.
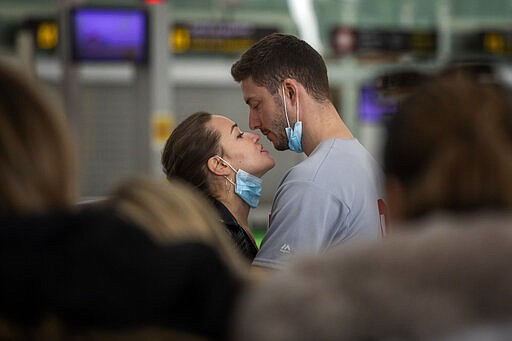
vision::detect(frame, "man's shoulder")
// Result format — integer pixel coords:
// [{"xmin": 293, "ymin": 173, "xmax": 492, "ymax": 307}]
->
[
  {"xmin": 282, "ymin": 139, "xmax": 372, "ymax": 182},
  {"xmin": 282, "ymin": 140, "xmax": 340, "ymax": 177}
]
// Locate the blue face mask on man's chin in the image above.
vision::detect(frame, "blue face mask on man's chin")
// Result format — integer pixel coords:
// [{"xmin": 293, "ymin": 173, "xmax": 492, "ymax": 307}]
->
[
  {"xmin": 282, "ymin": 85, "xmax": 303, "ymax": 153},
  {"xmin": 286, "ymin": 121, "xmax": 303, "ymax": 153}
]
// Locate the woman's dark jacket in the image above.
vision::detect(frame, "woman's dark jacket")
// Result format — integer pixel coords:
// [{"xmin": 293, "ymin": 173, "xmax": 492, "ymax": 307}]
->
[{"xmin": 211, "ymin": 198, "xmax": 258, "ymax": 261}]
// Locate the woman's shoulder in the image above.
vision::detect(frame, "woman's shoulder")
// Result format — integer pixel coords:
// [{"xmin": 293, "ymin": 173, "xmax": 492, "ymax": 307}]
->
[{"xmin": 209, "ymin": 198, "xmax": 258, "ymax": 260}]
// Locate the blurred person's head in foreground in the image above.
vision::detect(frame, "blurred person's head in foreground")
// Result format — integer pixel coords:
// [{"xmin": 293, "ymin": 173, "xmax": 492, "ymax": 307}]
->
[
  {"xmin": 106, "ymin": 177, "xmax": 248, "ymax": 275},
  {"xmin": 383, "ymin": 71, "xmax": 512, "ymax": 226},
  {"xmin": 0, "ymin": 178, "xmax": 246, "ymax": 340},
  {"xmin": 0, "ymin": 58, "xmax": 76, "ymax": 214}
]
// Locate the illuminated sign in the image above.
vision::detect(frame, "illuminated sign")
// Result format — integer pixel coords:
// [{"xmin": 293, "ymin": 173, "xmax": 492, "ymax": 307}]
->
[
  {"xmin": 452, "ymin": 30, "xmax": 512, "ymax": 60},
  {"xmin": 481, "ymin": 30, "xmax": 512, "ymax": 55},
  {"xmin": 330, "ymin": 26, "xmax": 437, "ymax": 60},
  {"xmin": 36, "ymin": 21, "xmax": 58, "ymax": 49},
  {"xmin": 170, "ymin": 22, "xmax": 278, "ymax": 55},
  {"xmin": 19, "ymin": 18, "xmax": 59, "ymax": 51}
]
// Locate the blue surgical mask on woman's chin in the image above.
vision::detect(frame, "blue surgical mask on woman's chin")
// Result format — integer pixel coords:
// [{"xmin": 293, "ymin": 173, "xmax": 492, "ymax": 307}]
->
[
  {"xmin": 282, "ymin": 85, "xmax": 303, "ymax": 153},
  {"xmin": 215, "ymin": 156, "xmax": 262, "ymax": 208}
]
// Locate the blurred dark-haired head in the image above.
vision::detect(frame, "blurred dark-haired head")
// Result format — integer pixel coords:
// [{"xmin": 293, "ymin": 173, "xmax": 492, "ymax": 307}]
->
[
  {"xmin": 383, "ymin": 72, "xmax": 512, "ymax": 222},
  {"xmin": 161, "ymin": 111, "xmax": 221, "ymax": 197}
]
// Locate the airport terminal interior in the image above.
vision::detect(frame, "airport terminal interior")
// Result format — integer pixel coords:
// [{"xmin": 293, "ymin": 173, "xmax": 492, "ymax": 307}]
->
[{"xmin": 1, "ymin": 0, "xmax": 511, "ymax": 237}]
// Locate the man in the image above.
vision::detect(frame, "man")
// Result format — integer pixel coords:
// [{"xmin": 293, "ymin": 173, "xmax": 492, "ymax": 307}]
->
[{"xmin": 231, "ymin": 33, "xmax": 385, "ymax": 269}]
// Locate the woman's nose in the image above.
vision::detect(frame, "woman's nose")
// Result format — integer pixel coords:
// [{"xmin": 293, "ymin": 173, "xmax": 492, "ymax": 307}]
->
[{"xmin": 248, "ymin": 132, "xmax": 260, "ymax": 142}]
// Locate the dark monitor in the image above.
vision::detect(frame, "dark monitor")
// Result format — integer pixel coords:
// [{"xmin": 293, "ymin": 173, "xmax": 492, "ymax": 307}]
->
[
  {"xmin": 359, "ymin": 70, "xmax": 428, "ymax": 123},
  {"xmin": 70, "ymin": 6, "xmax": 149, "ymax": 63}
]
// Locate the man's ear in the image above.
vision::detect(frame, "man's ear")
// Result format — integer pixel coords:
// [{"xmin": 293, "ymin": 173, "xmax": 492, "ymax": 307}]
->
[
  {"xmin": 282, "ymin": 78, "xmax": 299, "ymax": 103},
  {"xmin": 207, "ymin": 156, "xmax": 231, "ymax": 176}
]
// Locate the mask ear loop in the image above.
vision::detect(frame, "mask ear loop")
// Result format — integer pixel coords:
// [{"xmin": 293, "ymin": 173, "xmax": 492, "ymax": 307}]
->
[
  {"xmin": 216, "ymin": 155, "xmax": 237, "ymax": 189},
  {"xmin": 282, "ymin": 84, "xmax": 291, "ymax": 129},
  {"xmin": 296, "ymin": 92, "xmax": 300, "ymax": 122},
  {"xmin": 225, "ymin": 178, "xmax": 232, "ymax": 195},
  {"xmin": 216, "ymin": 155, "xmax": 238, "ymax": 173}
]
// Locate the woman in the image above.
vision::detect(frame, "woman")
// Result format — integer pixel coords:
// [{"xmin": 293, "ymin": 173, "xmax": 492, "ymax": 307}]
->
[{"xmin": 162, "ymin": 111, "xmax": 276, "ymax": 261}]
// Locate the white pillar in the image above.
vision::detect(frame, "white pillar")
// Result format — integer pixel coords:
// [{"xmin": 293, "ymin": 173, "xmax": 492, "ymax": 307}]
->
[{"xmin": 143, "ymin": 1, "xmax": 174, "ymax": 176}]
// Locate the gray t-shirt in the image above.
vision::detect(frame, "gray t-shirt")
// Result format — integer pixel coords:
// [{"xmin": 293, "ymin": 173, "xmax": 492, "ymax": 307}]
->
[{"xmin": 253, "ymin": 138, "xmax": 384, "ymax": 269}]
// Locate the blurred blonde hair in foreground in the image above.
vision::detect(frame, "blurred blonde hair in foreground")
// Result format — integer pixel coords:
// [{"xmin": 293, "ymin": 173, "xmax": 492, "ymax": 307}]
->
[
  {"xmin": 0, "ymin": 58, "xmax": 76, "ymax": 214},
  {"xmin": 106, "ymin": 177, "xmax": 248, "ymax": 274}
]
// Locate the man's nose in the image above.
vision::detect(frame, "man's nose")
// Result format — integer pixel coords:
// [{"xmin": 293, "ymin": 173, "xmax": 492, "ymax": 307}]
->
[{"xmin": 249, "ymin": 111, "xmax": 261, "ymax": 130}]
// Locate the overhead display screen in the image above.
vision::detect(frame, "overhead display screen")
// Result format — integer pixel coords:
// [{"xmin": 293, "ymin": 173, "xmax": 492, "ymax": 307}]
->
[
  {"xmin": 70, "ymin": 7, "xmax": 148, "ymax": 63},
  {"xmin": 330, "ymin": 26, "xmax": 437, "ymax": 61}
]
